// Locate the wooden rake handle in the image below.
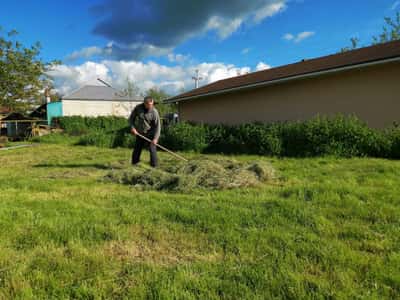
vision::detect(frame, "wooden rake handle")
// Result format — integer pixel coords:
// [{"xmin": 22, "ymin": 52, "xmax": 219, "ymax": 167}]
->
[{"xmin": 136, "ymin": 132, "xmax": 188, "ymax": 162}]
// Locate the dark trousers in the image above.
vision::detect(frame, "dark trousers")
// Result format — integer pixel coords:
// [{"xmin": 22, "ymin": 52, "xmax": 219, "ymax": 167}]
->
[{"xmin": 132, "ymin": 135, "xmax": 158, "ymax": 167}]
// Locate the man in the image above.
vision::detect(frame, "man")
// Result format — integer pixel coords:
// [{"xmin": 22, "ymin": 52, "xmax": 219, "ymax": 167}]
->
[{"xmin": 129, "ymin": 96, "xmax": 161, "ymax": 167}]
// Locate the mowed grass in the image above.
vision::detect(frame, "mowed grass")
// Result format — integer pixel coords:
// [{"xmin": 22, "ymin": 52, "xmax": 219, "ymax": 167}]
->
[{"xmin": 0, "ymin": 142, "xmax": 399, "ymax": 299}]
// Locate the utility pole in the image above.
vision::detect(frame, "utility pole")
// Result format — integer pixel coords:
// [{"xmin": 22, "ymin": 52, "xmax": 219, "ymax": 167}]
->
[
  {"xmin": 192, "ymin": 69, "xmax": 203, "ymax": 89},
  {"xmin": 44, "ymin": 87, "xmax": 51, "ymax": 103}
]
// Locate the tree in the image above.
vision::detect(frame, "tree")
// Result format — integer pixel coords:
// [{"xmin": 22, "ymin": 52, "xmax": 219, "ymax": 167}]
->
[
  {"xmin": 146, "ymin": 87, "xmax": 177, "ymax": 117},
  {"xmin": 340, "ymin": 37, "xmax": 360, "ymax": 53},
  {"xmin": 122, "ymin": 77, "xmax": 142, "ymax": 98},
  {"xmin": 50, "ymin": 91, "xmax": 62, "ymax": 102},
  {"xmin": 341, "ymin": 12, "xmax": 400, "ymax": 52},
  {"xmin": 372, "ymin": 12, "xmax": 400, "ymax": 44},
  {"xmin": 0, "ymin": 27, "xmax": 58, "ymax": 112}
]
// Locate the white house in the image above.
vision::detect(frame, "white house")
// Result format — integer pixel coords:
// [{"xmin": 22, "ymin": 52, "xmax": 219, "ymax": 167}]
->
[{"xmin": 62, "ymin": 85, "xmax": 143, "ymax": 118}]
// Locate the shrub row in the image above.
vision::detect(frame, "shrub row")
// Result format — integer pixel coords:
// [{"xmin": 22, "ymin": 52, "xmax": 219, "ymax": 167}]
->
[
  {"xmin": 57, "ymin": 115, "xmax": 400, "ymax": 158},
  {"xmin": 160, "ymin": 115, "xmax": 400, "ymax": 158},
  {"xmin": 56, "ymin": 116, "xmax": 128, "ymax": 135},
  {"xmin": 76, "ymin": 128, "xmax": 135, "ymax": 149}
]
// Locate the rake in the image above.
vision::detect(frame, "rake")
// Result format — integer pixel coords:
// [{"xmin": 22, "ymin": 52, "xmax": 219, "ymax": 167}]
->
[{"xmin": 135, "ymin": 132, "xmax": 188, "ymax": 162}]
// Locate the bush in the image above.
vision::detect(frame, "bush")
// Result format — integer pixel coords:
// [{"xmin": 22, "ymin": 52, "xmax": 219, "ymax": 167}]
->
[
  {"xmin": 52, "ymin": 115, "xmax": 400, "ymax": 159},
  {"xmin": 204, "ymin": 123, "xmax": 282, "ymax": 155},
  {"xmin": 161, "ymin": 122, "xmax": 207, "ymax": 152},
  {"xmin": 55, "ymin": 116, "xmax": 134, "ymax": 148},
  {"xmin": 112, "ymin": 127, "xmax": 135, "ymax": 148},
  {"xmin": 77, "ymin": 129, "xmax": 136, "ymax": 149},
  {"xmin": 57, "ymin": 116, "xmax": 127, "ymax": 135},
  {"xmin": 160, "ymin": 115, "xmax": 400, "ymax": 158},
  {"xmin": 279, "ymin": 116, "xmax": 391, "ymax": 157},
  {"xmin": 77, "ymin": 131, "xmax": 115, "ymax": 148},
  {"xmin": 387, "ymin": 127, "xmax": 400, "ymax": 159}
]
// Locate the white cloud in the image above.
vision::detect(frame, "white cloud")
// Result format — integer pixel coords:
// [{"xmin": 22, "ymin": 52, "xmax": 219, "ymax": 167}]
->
[
  {"xmin": 47, "ymin": 62, "xmax": 111, "ymax": 95},
  {"xmin": 167, "ymin": 53, "xmax": 190, "ymax": 64},
  {"xmin": 66, "ymin": 42, "xmax": 173, "ymax": 61},
  {"xmin": 295, "ymin": 31, "xmax": 315, "ymax": 43},
  {"xmin": 48, "ymin": 60, "xmax": 270, "ymax": 96},
  {"xmin": 256, "ymin": 62, "xmax": 272, "ymax": 71},
  {"xmin": 283, "ymin": 31, "xmax": 315, "ymax": 43},
  {"xmin": 253, "ymin": 2, "xmax": 287, "ymax": 23},
  {"xmin": 181, "ymin": 0, "xmax": 285, "ymax": 43},
  {"xmin": 206, "ymin": 16, "xmax": 244, "ymax": 39},
  {"xmin": 283, "ymin": 33, "xmax": 295, "ymax": 41},
  {"xmin": 66, "ymin": 46, "xmax": 105, "ymax": 61},
  {"xmin": 241, "ymin": 48, "xmax": 251, "ymax": 55}
]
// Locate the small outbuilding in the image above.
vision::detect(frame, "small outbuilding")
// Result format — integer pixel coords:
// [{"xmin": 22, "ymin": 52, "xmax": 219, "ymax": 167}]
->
[
  {"xmin": 1, "ymin": 113, "xmax": 38, "ymax": 139},
  {"xmin": 166, "ymin": 40, "xmax": 400, "ymax": 129}
]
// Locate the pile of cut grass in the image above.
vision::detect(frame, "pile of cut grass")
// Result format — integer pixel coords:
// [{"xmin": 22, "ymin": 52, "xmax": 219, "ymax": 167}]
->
[
  {"xmin": 105, "ymin": 157, "xmax": 276, "ymax": 191},
  {"xmin": 0, "ymin": 136, "xmax": 8, "ymax": 148}
]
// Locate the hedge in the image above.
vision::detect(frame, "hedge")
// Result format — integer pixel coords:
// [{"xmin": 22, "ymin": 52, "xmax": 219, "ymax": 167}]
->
[
  {"xmin": 56, "ymin": 115, "xmax": 400, "ymax": 158},
  {"xmin": 56, "ymin": 116, "xmax": 128, "ymax": 136}
]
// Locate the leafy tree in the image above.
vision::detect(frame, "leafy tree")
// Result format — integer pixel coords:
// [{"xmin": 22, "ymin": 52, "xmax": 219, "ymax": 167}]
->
[
  {"xmin": 122, "ymin": 77, "xmax": 142, "ymax": 98},
  {"xmin": 372, "ymin": 12, "xmax": 400, "ymax": 44},
  {"xmin": 146, "ymin": 87, "xmax": 177, "ymax": 117},
  {"xmin": 0, "ymin": 27, "xmax": 58, "ymax": 112},
  {"xmin": 49, "ymin": 92, "xmax": 62, "ymax": 102},
  {"xmin": 340, "ymin": 37, "xmax": 360, "ymax": 53},
  {"xmin": 342, "ymin": 12, "xmax": 400, "ymax": 52}
]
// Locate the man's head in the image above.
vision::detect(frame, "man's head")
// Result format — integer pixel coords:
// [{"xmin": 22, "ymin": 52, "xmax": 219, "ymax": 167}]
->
[{"xmin": 144, "ymin": 96, "xmax": 154, "ymax": 110}]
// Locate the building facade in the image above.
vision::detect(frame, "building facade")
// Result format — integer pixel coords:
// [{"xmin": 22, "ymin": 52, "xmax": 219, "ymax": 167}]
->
[
  {"xmin": 167, "ymin": 41, "xmax": 400, "ymax": 129},
  {"xmin": 62, "ymin": 85, "xmax": 143, "ymax": 118}
]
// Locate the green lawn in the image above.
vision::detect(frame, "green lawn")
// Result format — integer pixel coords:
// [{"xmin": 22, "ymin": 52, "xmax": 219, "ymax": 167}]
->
[{"xmin": 0, "ymin": 143, "xmax": 399, "ymax": 299}]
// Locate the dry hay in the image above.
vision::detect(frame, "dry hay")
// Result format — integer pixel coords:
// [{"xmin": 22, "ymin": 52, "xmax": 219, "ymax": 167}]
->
[
  {"xmin": 105, "ymin": 157, "xmax": 276, "ymax": 191},
  {"xmin": 0, "ymin": 136, "xmax": 8, "ymax": 148}
]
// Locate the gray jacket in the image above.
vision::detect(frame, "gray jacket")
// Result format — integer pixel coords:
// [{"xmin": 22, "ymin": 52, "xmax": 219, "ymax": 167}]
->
[{"xmin": 129, "ymin": 103, "xmax": 161, "ymax": 140}]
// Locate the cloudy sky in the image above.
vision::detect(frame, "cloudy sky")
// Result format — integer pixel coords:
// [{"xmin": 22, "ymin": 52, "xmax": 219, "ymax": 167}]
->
[{"xmin": 1, "ymin": 0, "xmax": 399, "ymax": 96}]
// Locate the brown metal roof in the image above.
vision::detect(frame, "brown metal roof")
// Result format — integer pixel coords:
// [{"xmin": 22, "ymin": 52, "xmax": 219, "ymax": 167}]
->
[
  {"xmin": 167, "ymin": 40, "xmax": 400, "ymax": 102},
  {"xmin": 1, "ymin": 112, "xmax": 30, "ymax": 121}
]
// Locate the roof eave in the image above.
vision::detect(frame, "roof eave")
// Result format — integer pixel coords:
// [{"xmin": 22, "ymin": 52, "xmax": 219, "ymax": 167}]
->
[{"xmin": 165, "ymin": 56, "xmax": 400, "ymax": 104}]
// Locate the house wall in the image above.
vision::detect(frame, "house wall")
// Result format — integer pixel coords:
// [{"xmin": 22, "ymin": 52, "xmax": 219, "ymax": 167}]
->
[
  {"xmin": 62, "ymin": 100, "xmax": 141, "ymax": 118},
  {"xmin": 179, "ymin": 61, "xmax": 400, "ymax": 128},
  {"xmin": 47, "ymin": 102, "xmax": 63, "ymax": 125}
]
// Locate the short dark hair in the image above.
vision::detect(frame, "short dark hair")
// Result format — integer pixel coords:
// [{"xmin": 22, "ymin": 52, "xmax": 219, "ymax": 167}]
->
[{"xmin": 144, "ymin": 96, "xmax": 154, "ymax": 103}]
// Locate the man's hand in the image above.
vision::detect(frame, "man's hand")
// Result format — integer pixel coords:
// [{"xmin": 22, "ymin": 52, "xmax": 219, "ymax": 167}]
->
[
  {"xmin": 131, "ymin": 128, "xmax": 138, "ymax": 136},
  {"xmin": 151, "ymin": 139, "xmax": 158, "ymax": 145}
]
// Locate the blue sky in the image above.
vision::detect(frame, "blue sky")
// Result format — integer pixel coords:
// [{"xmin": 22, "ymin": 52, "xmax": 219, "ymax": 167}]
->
[{"xmin": 1, "ymin": 0, "xmax": 399, "ymax": 95}]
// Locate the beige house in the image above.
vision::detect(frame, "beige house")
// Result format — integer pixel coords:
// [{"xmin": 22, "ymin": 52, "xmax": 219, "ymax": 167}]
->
[{"xmin": 166, "ymin": 40, "xmax": 400, "ymax": 128}]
